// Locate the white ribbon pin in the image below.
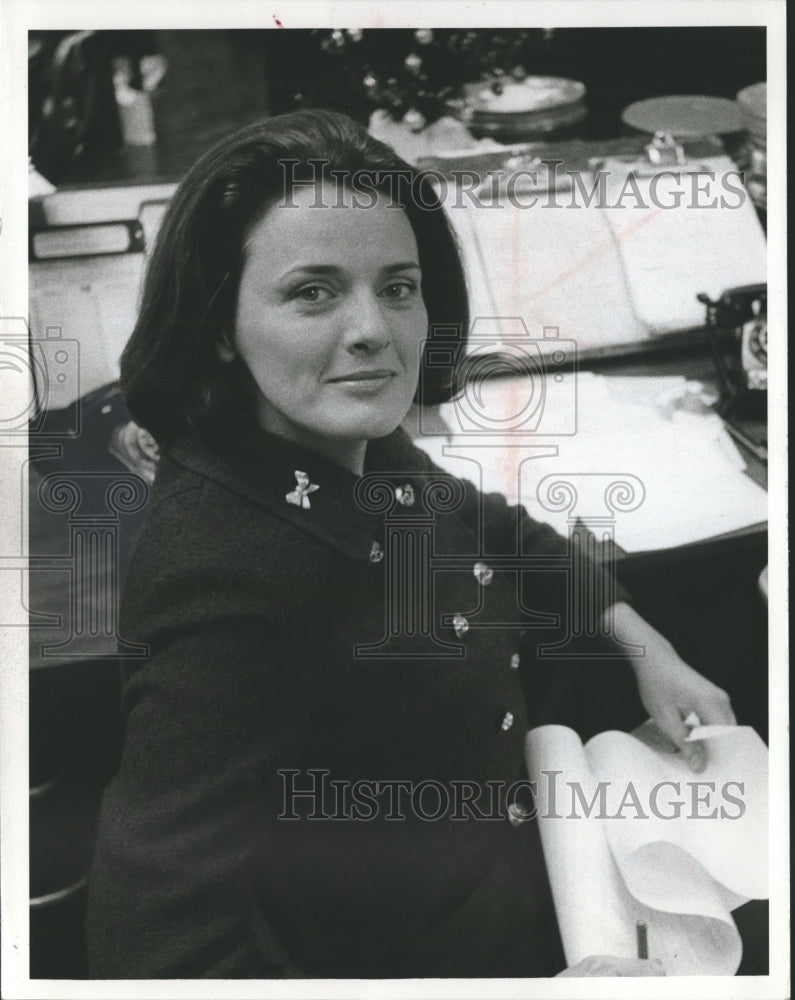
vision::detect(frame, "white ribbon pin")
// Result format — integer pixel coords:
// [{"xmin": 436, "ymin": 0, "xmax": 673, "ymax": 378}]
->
[{"xmin": 286, "ymin": 470, "xmax": 319, "ymax": 509}]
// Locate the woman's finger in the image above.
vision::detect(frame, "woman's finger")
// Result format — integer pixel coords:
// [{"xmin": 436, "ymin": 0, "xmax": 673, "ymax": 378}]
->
[
  {"xmin": 655, "ymin": 707, "xmax": 707, "ymax": 772},
  {"xmin": 694, "ymin": 686, "xmax": 737, "ymax": 726}
]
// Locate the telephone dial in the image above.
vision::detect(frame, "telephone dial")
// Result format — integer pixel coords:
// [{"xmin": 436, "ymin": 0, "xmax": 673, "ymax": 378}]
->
[{"xmin": 698, "ymin": 284, "xmax": 767, "ymax": 422}]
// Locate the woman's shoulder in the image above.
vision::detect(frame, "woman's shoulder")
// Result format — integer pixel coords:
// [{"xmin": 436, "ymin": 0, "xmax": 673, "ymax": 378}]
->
[
  {"xmin": 133, "ymin": 435, "xmax": 292, "ymax": 561},
  {"xmin": 126, "ymin": 427, "xmax": 387, "ymax": 596},
  {"xmin": 121, "ymin": 437, "xmax": 304, "ymax": 640}
]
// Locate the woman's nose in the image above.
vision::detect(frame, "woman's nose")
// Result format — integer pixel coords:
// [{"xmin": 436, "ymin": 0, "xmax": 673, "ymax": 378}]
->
[{"xmin": 343, "ymin": 292, "xmax": 391, "ymax": 352}]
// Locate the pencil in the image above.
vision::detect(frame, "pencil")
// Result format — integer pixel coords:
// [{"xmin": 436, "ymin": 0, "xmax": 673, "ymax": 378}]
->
[{"xmin": 636, "ymin": 920, "xmax": 648, "ymax": 960}]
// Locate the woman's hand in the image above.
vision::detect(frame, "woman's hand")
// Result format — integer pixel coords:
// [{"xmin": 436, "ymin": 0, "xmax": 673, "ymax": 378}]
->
[
  {"xmin": 556, "ymin": 955, "xmax": 665, "ymax": 977},
  {"xmin": 605, "ymin": 603, "xmax": 737, "ymax": 772}
]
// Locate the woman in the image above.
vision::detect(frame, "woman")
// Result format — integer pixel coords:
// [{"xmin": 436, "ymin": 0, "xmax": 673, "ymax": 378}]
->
[{"xmin": 86, "ymin": 109, "xmax": 735, "ymax": 979}]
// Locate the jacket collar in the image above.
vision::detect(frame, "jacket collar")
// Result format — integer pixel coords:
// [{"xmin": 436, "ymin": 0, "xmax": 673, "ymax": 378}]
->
[{"xmin": 166, "ymin": 426, "xmax": 428, "ymax": 564}]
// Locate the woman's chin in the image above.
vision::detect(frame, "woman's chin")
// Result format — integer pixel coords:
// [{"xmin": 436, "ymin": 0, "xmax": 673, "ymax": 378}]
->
[
  {"xmin": 344, "ymin": 417, "xmax": 405, "ymax": 442},
  {"xmin": 321, "ymin": 405, "xmax": 411, "ymax": 443}
]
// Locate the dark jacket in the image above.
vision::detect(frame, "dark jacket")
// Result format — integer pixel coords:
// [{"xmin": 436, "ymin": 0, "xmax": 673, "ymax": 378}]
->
[{"xmin": 87, "ymin": 425, "xmax": 625, "ymax": 979}]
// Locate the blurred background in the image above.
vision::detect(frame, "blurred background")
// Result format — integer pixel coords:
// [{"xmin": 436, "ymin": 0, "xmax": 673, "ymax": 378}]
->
[{"xmin": 28, "ymin": 27, "xmax": 765, "ymax": 186}]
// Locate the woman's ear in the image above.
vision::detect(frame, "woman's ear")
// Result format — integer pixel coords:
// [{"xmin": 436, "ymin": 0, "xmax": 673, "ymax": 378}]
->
[{"xmin": 217, "ymin": 333, "xmax": 236, "ymax": 363}]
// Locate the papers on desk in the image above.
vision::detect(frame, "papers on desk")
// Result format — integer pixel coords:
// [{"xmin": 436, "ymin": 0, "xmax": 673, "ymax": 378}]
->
[
  {"xmin": 415, "ymin": 372, "xmax": 767, "ymax": 552},
  {"xmin": 446, "ymin": 181, "xmax": 647, "ymax": 349},
  {"xmin": 441, "ymin": 154, "xmax": 767, "ymax": 350},
  {"xmin": 597, "ymin": 160, "xmax": 767, "ymax": 334},
  {"xmin": 525, "ymin": 723, "xmax": 768, "ymax": 975}
]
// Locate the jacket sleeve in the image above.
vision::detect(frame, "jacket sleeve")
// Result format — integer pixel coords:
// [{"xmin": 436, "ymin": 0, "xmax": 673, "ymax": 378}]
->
[
  {"xmin": 408, "ymin": 434, "xmax": 631, "ymax": 614},
  {"xmin": 86, "ymin": 489, "xmax": 311, "ymax": 978},
  {"xmin": 485, "ymin": 486, "xmax": 633, "ymax": 615}
]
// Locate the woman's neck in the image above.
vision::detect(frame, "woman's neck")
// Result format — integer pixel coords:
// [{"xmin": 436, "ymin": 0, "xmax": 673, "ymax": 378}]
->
[{"xmin": 255, "ymin": 401, "xmax": 368, "ymax": 476}]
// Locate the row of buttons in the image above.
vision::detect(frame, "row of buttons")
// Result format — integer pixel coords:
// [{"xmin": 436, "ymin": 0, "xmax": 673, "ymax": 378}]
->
[
  {"xmin": 454, "ymin": 561, "xmax": 522, "ymax": 736},
  {"xmin": 375, "ymin": 488, "xmax": 529, "ymax": 826},
  {"xmin": 367, "ymin": 484, "xmax": 415, "ymax": 563},
  {"xmin": 369, "ymin": 501, "xmax": 521, "ymax": 742}
]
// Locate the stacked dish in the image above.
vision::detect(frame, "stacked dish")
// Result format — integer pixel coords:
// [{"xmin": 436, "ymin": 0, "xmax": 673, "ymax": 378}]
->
[
  {"xmin": 736, "ymin": 82, "xmax": 766, "ymax": 150},
  {"xmin": 454, "ymin": 76, "xmax": 587, "ymax": 143}
]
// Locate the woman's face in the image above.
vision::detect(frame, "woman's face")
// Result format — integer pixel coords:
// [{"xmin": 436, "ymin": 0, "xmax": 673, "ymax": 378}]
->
[{"xmin": 233, "ymin": 183, "xmax": 428, "ymax": 464}]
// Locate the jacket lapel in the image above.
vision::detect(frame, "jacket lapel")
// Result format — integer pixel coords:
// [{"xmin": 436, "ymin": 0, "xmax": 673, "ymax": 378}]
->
[{"xmin": 166, "ymin": 428, "xmax": 429, "ymax": 564}]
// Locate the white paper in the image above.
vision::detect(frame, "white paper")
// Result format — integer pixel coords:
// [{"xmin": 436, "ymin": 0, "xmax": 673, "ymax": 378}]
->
[
  {"xmin": 599, "ymin": 158, "xmax": 768, "ymax": 334},
  {"xmin": 442, "ymin": 156, "xmax": 767, "ymax": 350},
  {"xmin": 525, "ymin": 724, "xmax": 769, "ymax": 975},
  {"xmin": 418, "ymin": 371, "xmax": 767, "ymax": 551}
]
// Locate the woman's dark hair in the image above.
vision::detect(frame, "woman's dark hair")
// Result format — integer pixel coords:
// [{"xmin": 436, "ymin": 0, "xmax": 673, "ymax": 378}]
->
[{"xmin": 120, "ymin": 108, "xmax": 469, "ymax": 446}]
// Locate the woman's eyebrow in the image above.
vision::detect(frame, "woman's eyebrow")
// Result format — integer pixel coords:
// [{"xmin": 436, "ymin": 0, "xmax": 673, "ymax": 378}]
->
[
  {"xmin": 280, "ymin": 264, "xmax": 342, "ymax": 277},
  {"xmin": 280, "ymin": 262, "xmax": 421, "ymax": 278},
  {"xmin": 380, "ymin": 262, "xmax": 422, "ymax": 275}
]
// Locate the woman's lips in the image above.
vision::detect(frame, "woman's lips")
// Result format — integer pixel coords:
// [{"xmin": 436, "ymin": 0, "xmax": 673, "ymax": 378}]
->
[{"xmin": 327, "ymin": 369, "xmax": 396, "ymax": 383}]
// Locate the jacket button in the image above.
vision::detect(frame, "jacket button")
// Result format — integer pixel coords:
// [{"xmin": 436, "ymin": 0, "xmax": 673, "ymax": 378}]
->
[
  {"xmin": 507, "ymin": 801, "xmax": 532, "ymax": 827},
  {"xmin": 395, "ymin": 484, "xmax": 415, "ymax": 506},
  {"xmin": 369, "ymin": 541, "xmax": 384, "ymax": 564},
  {"xmin": 500, "ymin": 711, "xmax": 514, "ymax": 732},
  {"xmin": 510, "ymin": 652, "xmax": 520, "ymax": 670},
  {"xmin": 452, "ymin": 613, "xmax": 469, "ymax": 639},
  {"xmin": 473, "ymin": 561, "xmax": 494, "ymax": 586}
]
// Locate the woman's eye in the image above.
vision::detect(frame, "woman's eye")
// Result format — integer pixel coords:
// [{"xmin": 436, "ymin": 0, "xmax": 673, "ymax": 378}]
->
[
  {"xmin": 381, "ymin": 281, "xmax": 417, "ymax": 301},
  {"xmin": 294, "ymin": 284, "xmax": 333, "ymax": 303}
]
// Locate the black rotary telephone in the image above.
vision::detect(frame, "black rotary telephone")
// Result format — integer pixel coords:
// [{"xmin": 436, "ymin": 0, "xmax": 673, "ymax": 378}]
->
[{"xmin": 698, "ymin": 284, "xmax": 767, "ymax": 422}]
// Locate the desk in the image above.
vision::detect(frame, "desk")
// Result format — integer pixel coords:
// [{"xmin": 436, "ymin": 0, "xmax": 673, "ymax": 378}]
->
[
  {"xmin": 407, "ymin": 341, "xmax": 768, "ymax": 741},
  {"xmin": 605, "ymin": 351, "xmax": 768, "ymax": 741},
  {"xmin": 577, "ymin": 338, "xmax": 767, "ymax": 488}
]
